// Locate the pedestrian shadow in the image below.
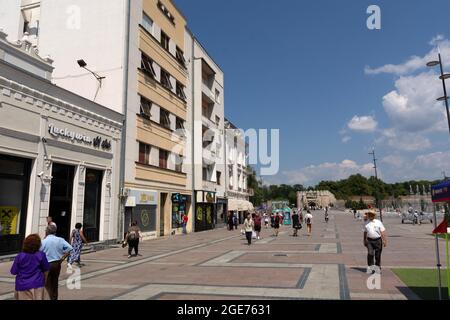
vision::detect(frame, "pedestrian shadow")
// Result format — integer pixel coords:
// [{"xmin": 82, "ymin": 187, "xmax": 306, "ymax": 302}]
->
[{"xmin": 351, "ymin": 267, "xmax": 368, "ymax": 273}]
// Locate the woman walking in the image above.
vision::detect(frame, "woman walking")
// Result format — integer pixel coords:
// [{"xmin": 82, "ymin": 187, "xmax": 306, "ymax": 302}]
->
[
  {"xmin": 68, "ymin": 223, "xmax": 88, "ymax": 269},
  {"xmin": 244, "ymin": 214, "xmax": 254, "ymax": 245},
  {"xmin": 292, "ymin": 211, "xmax": 301, "ymax": 237},
  {"xmin": 254, "ymin": 213, "xmax": 262, "ymax": 240},
  {"xmin": 305, "ymin": 210, "xmax": 313, "ymax": 236},
  {"xmin": 10, "ymin": 234, "xmax": 50, "ymax": 300},
  {"xmin": 126, "ymin": 221, "xmax": 142, "ymax": 258},
  {"xmin": 273, "ymin": 213, "xmax": 281, "ymax": 237},
  {"xmin": 228, "ymin": 212, "xmax": 234, "ymax": 231}
]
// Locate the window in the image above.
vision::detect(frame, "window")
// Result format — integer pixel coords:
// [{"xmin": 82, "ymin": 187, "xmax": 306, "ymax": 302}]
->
[
  {"xmin": 142, "ymin": 12, "xmax": 153, "ymax": 34},
  {"xmin": 176, "ymin": 117, "xmax": 185, "ymax": 131},
  {"xmin": 159, "ymin": 149, "xmax": 168, "ymax": 169},
  {"xmin": 215, "ymin": 116, "xmax": 220, "ymax": 126},
  {"xmin": 215, "ymin": 89, "xmax": 221, "ymax": 103},
  {"xmin": 175, "ymin": 155, "xmax": 183, "ymax": 173},
  {"xmin": 176, "ymin": 82, "xmax": 186, "ymax": 101},
  {"xmin": 157, "ymin": 1, "xmax": 175, "ymax": 24},
  {"xmin": 234, "ymin": 136, "xmax": 238, "ymax": 148},
  {"xmin": 160, "ymin": 69, "xmax": 173, "ymax": 90},
  {"xmin": 160, "ymin": 108, "xmax": 171, "ymax": 130},
  {"xmin": 216, "ymin": 171, "xmax": 222, "ymax": 185},
  {"xmin": 176, "ymin": 46, "xmax": 186, "ymax": 67},
  {"xmin": 203, "ymin": 167, "xmax": 209, "ymax": 181},
  {"xmin": 141, "ymin": 53, "xmax": 156, "ymax": 78},
  {"xmin": 139, "ymin": 143, "xmax": 151, "ymax": 165},
  {"xmin": 161, "ymin": 31, "xmax": 170, "ymax": 52},
  {"xmin": 140, "ymin": 96, "xmax": 152, "ymax": 120}
]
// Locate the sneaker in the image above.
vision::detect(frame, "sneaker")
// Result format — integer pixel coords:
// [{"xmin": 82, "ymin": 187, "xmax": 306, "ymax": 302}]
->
[
  {"xmin": 128, "ymin": 255, "xmax": 132, "ymax": 259},
  {"xmin": 257, "ymin": 236, "xmax": 260, "ymax": 240},
  {"xmin": 366, "ymin": 266, "xmax": 373, "ymax": 274}
]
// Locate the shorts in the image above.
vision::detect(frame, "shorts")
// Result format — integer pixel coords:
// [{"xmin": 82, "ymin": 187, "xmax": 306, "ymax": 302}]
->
[
  {"xmin": 254, "ymin": 225, "xmax": 261, "ymax": 232},
  {"xmin": 273, "ymin": 224, "xmax": 280, "ymax": 229}
]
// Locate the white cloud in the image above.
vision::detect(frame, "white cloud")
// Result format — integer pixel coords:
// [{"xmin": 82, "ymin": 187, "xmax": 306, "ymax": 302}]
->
[
  {"xmin": 347, "ymin": 116, "xmax": 378, "ymax": 132},
  {"xmin": 265, "ymin": 152, "xmax": 450, "ymax": 187},
  {"xmin": 381, "ymin": 151, "xmax": 450, "ymax": 182},
  {"xmin": 342, "ymin": 136, "xmax": 351, "ymax": 143},
  {"xmin": 382, "ymin": 72, "xmax": 446, "ymax": 133},
  {"xmin": 272, "ymin": 160, "xmax": 374, "ymax": 186},
  {"xmin": 365, "ymin": 38, "xmax": 450, "ymax": 76},
  {"xmin": 430, "ymin": 34, "xmax": 445, "ymax": 46}
]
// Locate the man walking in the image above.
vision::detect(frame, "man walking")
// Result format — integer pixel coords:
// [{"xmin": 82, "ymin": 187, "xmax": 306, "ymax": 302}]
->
[
  {"xmin": 41, "ymin": 225, "xmax": 72, "ymax": 300},
  {"xmin": 363, "ymin": 212, "xmax": 387, "ymax": 274}
]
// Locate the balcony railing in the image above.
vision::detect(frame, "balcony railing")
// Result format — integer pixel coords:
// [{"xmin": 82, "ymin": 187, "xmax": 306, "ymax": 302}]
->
[
  {"xmin": 202, "ymin": 115, "xmax": 217, "ymax": 129},
  {"xmin": 202, "ymin": 82, "xmax": 215, "ymax": 103}
]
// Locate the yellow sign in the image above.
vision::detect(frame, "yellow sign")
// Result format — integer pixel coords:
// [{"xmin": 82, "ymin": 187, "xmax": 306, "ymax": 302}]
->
[
  {"xmin": 140, "ymin": 193, "xmax": 155, "ymax": 203},
  {"xmin": 196, "ymin": 207, "xmax": 203, "ymax": 221},
  {"xmin": 0, "ymin": 207, "xmax": 19, "ymax": 236}
]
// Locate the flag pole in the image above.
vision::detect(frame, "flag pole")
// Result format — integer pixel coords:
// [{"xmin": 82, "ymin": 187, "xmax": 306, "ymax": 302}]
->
[
  {"xmin": 446, "ymin": 232, "xmax": 450, "ymax": 300},
  {"xmin": 434, "ymin": 204, "xmax": 443, "ymax": 300}
]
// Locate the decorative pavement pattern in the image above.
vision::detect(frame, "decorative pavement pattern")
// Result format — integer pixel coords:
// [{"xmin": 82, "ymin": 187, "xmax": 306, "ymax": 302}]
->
[{"xmin": 0, "ymin": 210, "xmax": 444, "ymax": 300}]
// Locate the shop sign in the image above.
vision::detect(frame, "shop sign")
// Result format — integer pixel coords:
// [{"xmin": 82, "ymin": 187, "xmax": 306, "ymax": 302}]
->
[
  {"xmin": 128, "ymin": 189, "xmax": 158, "ymax": 206},
  {"xmin": 172, "ymin": 193, "xmax": 187, "ymax": 203},
  {"xmin": 125, "ymin": 196, "xmax": 136, "ymax": 207},
  {"xmin": 48, "ymin": 124, "xmax": 111, "ymax": 151}
]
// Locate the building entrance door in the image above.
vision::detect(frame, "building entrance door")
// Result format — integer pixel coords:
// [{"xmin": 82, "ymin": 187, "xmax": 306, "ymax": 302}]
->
[
  {"xmin": 160, "ymin": 193, "xmax": 167, "ymax": 236},
  {"xmin": 49, "ymin": 163, "xmax": 74, "ymax": 241},
  {"xmin": 83, "ymin": 169, "xmax": 103, "ymax": 242}
]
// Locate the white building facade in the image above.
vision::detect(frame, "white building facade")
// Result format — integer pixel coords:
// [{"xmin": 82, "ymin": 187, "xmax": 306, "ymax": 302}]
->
[
  {"xmin": 0, "ymin": 31, "xmax": 123, "ymax": 256},
  {"xmin": 225, "ymin": 119, "xmax": 252, "ymax": 224},
  {"xmin": 185, "ymin": 31, "xmax": 226, "ymax": 231}
]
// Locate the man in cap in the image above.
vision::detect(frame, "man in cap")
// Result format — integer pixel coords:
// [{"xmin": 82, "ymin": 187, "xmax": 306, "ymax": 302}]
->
[{"xmin": 363, "ymin": 212, "xmax": 387, "ymax": 274}]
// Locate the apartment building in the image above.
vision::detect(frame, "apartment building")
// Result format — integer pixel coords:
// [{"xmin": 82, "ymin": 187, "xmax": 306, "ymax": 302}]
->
[
  {"xmin": 185, "ymin": 32, "xmax": 226, "ymax": 231},
  {"xmin": 0, "ymin": 0, "xmax": 192, "ymax": 240},
  {"xmin": 225, "ymin": 119, "xmax": 252, "ymax": 224}
]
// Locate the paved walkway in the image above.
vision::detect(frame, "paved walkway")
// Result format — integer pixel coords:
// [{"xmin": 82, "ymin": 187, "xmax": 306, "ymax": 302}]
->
[{"xmin": 0, "ymin": 210, "xmax": 444, "ymax": 300}]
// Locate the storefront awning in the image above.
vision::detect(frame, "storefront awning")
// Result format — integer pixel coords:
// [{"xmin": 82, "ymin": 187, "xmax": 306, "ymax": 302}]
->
[{"xmin": 228, "ymin": 199, "xmax": 254, "ymax": 212}]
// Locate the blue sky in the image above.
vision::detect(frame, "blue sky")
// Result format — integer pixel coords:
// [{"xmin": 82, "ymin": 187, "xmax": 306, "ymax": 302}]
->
[{"xmin": 175, "ymin": 0, "xmax": 450, "ymax": 186}]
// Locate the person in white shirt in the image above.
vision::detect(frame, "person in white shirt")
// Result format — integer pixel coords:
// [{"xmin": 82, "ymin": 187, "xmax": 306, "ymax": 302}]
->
[
  {"xmin": 47, "ymin": 217, "xmax": 57, "ymax": 229},
  {"xmin": 363, "ymin": 212, "xmax": 387, "ymax": 274},
  {"xmin": 305, "ymin": 211, "xmax": 313, "ymax": 236}
]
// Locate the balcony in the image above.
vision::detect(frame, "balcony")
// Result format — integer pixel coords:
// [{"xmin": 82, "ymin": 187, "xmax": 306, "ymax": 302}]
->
[
  {"xmin": 203, "ymin": 147, "xmax": 217, "ymax": 164},
  {"xmin": 202, "ymin": 115, "xmax": 217, "ymax": 129},
  {"xmin": 202, "ymin": 82, "xmax": 215, "ymax": 104}
]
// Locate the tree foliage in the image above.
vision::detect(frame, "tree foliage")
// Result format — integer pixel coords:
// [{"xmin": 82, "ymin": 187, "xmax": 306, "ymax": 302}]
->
[{"xmin": 247, "ymin": 170, "xmax": 441, "ymax": 207}]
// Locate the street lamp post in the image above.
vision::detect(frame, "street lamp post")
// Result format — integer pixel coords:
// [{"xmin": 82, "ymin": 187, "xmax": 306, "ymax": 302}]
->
[
  {"xmin": 426, "ymin": 53, "xmax": 450, "ymax": 301},
  {"xmin": 369, "ymin": 148, "xmax": 383, "ymax": 222},
  {"xmin": 426, "ymin": 53, "xmax": 450, "ymax": 134}
]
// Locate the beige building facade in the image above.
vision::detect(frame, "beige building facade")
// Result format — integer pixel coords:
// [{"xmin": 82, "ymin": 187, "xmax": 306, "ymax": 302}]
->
[{"xmin": 297, "ymin": 190, "xmax": 337, "ymax": 209}]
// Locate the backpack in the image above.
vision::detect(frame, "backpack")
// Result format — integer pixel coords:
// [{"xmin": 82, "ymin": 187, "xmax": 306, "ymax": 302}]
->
[
  {"xmin": 128, "ymin": 230, "xmax": 138, "ymax": 241},
  {"xmin": 306, "ymin": 217, "xmax": 311, "ymax": 224}
]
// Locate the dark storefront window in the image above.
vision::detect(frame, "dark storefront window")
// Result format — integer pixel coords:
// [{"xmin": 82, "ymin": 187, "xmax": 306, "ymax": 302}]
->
[
  {"xmin": 49, "ymin": 164, "xmax": 75, "ymax": 241},
  {"xmin": 172, "ymin": 194, "xmax": 189, "ymax": 229},
  {"xmin": 0, "ymin": 155, "xmax": 31, "ymax": 255},
  {"xmin": 83, "ymin": 169, "xmax": 103, "ymax": 242}
]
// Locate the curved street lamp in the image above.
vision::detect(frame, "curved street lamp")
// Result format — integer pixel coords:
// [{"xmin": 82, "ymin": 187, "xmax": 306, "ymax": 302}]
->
[{"xmin": 426, "ymin": 53, "xmax": 450, "ymax": 134}]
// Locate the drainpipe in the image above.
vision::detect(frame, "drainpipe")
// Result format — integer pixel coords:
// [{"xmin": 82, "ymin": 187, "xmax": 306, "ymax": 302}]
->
[
  {"xmin": 191, "ymin": 34, "xmax": 196, "ymax": 233},
  {"xmin": 118, "ymin": 0, "xmax": 131, "ymax": 241}
]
